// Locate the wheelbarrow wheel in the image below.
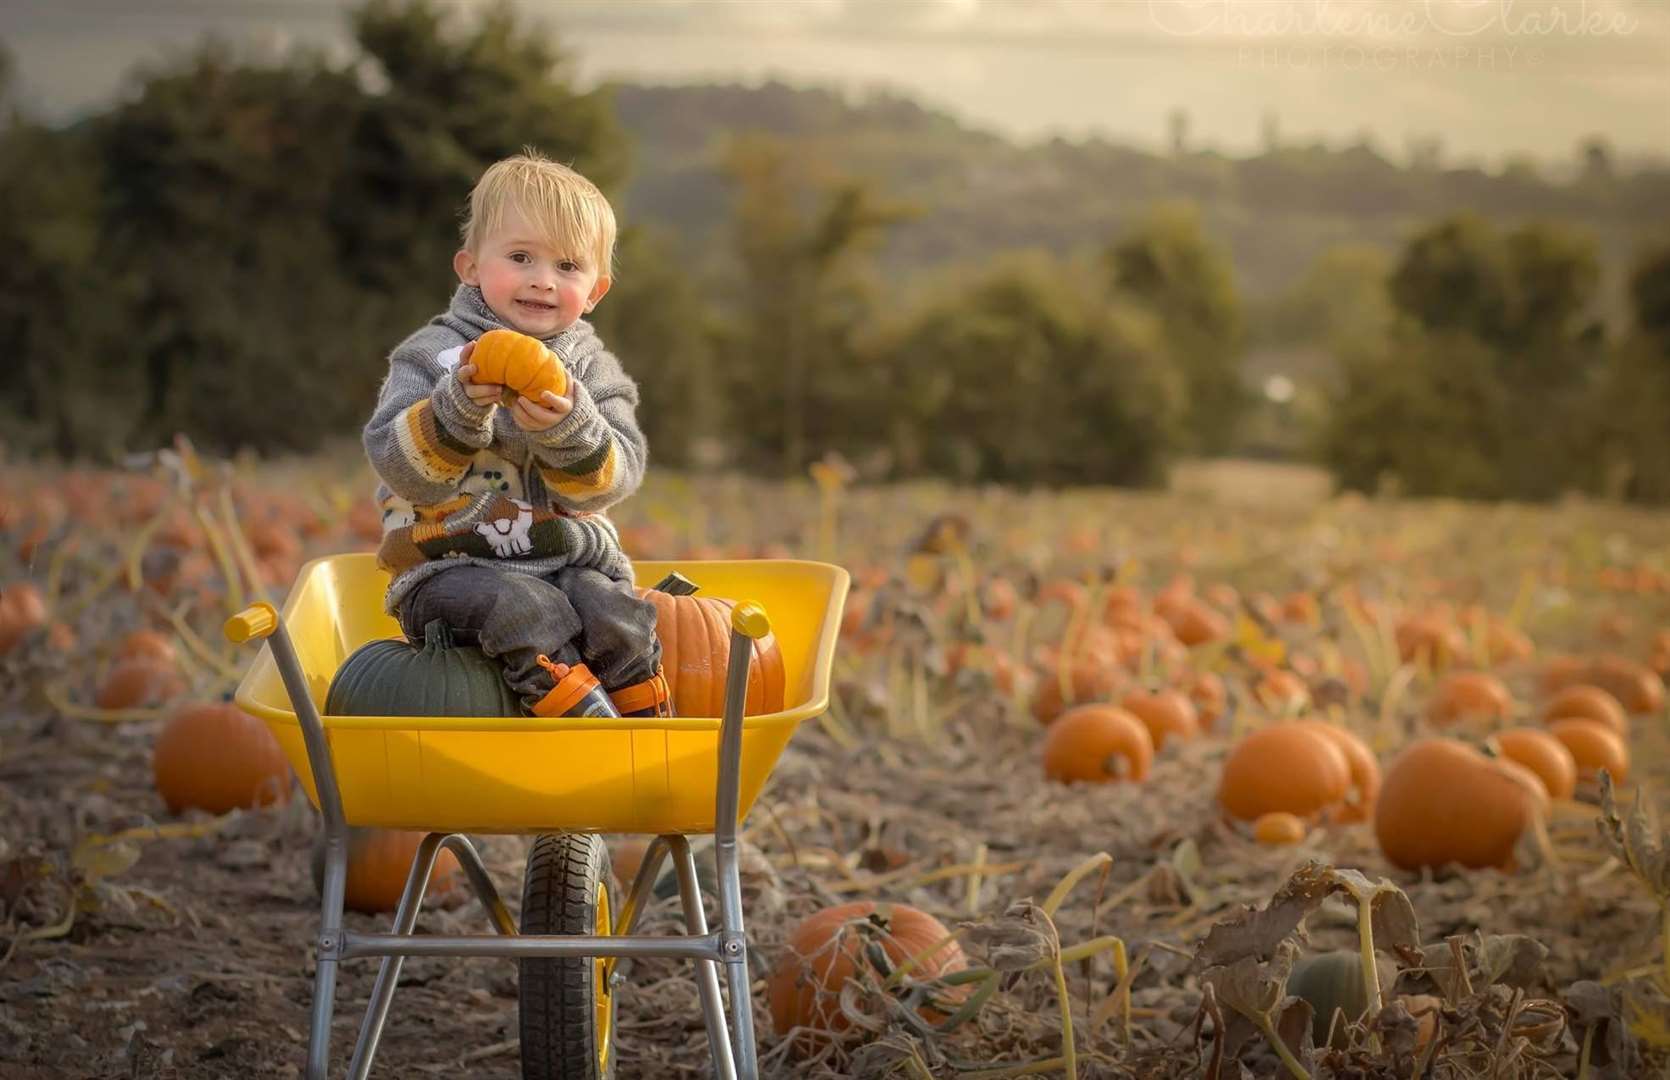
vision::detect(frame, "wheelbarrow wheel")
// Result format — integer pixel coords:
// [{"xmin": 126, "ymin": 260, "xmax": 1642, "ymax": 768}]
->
[{"xmin": 520, "ymin": 833, "xmax": 616, "ymax": 1080}]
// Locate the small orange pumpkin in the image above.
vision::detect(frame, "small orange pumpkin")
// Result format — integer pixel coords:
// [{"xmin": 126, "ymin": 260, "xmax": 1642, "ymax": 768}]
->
[
  {"xmin": 1546, "ymin": 718, "xmax": 1630, "ymax": 785},
  {"xmin": 1493, "ymin": 728, "xmax": 1577, "ymax": 800},
  {"xmin": 0, "ymin": 581, "xmax": 48, "ymax": 654},
  {"xmin": 153, "ymin": 700, "xmax": 294, "ymax": 813},
  {"xmin": 768, "ymin": 901, "xmax": 966, "ymax": 1038},
  {"xmin": 1542, "ymin": 684, "xmax": 1627, "ymax": 736},
  {"xmin": 97, "ymin": 657, "xmax": 186, "ymax": 710},
  {"xmin": 1119, "ymin": 688, "xmax": 1199, "ymax": 750},
  {"xmin": 1426, "ymin": 671, "xmax": 1513, "ymax": 727},
  {"xmin": 1253, "ymin": 811, "xmax": 1307, "ymax": 845},
  {"xmin": 1584, "ymin": 655, "xmax": 1664, "ymax": 716},
  {"xmin": 638, "ymin": 589, "xmax": 786, "ymax": 717},
  {"xmin": 117, "ymin": 628, "xmax": 178, "ymax": 668},
  {"xmin": 1029, "ymin": 659, "xmax": 1124, "ymax": 725},
  {"xmin": 1041, "ymin": 705, "xmax": 1154, "ymax": 784},
  {"xmin": 468, "ymin": 328, "xmax": 568, "ymax": 403},
  {"xmin": 1396, "ymin": 614, "xmax": 1465, "ymax": 667},
  {"xmin": 1219, "ymin": 725, "xmax": 1350, "ymax": 822},
  {"xmin": 313, "ymin": 827, "xmax": 463, "ymax": 915},
  {"xmin": 1291, "ymin": 721, "xmax": 1380, "ymax": 822}
]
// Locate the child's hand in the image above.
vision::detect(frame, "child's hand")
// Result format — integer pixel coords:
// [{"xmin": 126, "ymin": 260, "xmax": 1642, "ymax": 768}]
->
[
  {"xmin": 455, "ymin": 342, "xmax": 504, "ymax": 406},
  {"xmin": 509, "ymin": 389, "xmax": 574, "ymax": 432}
]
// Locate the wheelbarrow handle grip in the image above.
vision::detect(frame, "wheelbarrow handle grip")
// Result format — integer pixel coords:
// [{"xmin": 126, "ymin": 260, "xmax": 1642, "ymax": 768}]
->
[
  {"xmin": 729, "ymin": 600, "xmax": 770, "ymax": 640},
  {"xmin": 224, "ymin": 602, "xmax": 280, "ymax": 644}
]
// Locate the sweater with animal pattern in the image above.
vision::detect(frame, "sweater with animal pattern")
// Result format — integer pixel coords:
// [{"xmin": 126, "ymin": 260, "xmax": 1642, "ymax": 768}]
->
[{"xmin": 363, "ymin": 285, "xmax": 643, "ymax": 613}]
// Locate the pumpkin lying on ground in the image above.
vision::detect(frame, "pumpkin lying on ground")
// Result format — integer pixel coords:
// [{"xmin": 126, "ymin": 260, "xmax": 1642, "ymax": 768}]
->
[
  {"xmin": 1042, "ymin": 705, "xmax": 1153, "ymax": 784},
  {"xmin": 1252, "ymin": 811, "xmax": 1307, "ymax": 846},
  {"xmin": 768, "ymin": 901, "xmax": 966, "ymax": 1040},
  {"xmin": 0, "ymin": 581, "xmax": 47, "ymax": 654},
  {"xmin": 97, "ymin": 656, "xmax": 186, "ymax": 710},
  {"xmin": 1546, "ymin": 718, "xmax": 1630, "ymax": 785},
  {"xmin": 1374, "ymin": 737, "xmax": 1546, "ymax": 872},
  {"xmin": 153, "ymin": 700, "xmax": 294, "ymax": 813},
  {"xmin": 312, "ymin": 827, "xmax": 462, "ymax": 915},
  {"xmin": 1426, "ymin": 671, "xmax": 1513, "ymax": 727},
  {"xmin": 1119, "ymin": 688, "xmax": 1199, "ymax": 751},
  {"xmin": 1218, "ymin": 724, "xmax": 1349, "ymax": 822},
  {"xmin": 1492, "ymin": 728, "xmax": 1578, "ymax": 800},
  {"xmin": 1542, "ymin": 684, "xmax": 1627, "ymax": 735},
  {"xmin": 1289, "ymin": 950, "xmax": 1381, "ymax": 1047},
  {"xmin": 1290, "ymin": 720, "xmax": 1380, "ymax": 822}
]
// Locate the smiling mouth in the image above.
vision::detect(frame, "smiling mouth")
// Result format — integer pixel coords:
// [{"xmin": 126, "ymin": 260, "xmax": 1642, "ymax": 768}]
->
[{"xmin": 516, "ymin": 299, "xmax": 556, "ymax": 311}]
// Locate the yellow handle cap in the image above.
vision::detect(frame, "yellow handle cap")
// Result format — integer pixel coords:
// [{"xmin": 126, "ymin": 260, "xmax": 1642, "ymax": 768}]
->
[
  {"xmin": 730, "ymin": 600, "xmax": 771, "ymax": 640},
  {"xmin": 225, "ymin": 602, "xmax": 279, "ymax": 644}
]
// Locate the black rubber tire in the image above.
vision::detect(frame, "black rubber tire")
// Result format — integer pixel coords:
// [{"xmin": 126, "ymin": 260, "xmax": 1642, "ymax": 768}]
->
[{"xmin": 519, "ymin": 833, "xmax": 616, "ymax": 1080}]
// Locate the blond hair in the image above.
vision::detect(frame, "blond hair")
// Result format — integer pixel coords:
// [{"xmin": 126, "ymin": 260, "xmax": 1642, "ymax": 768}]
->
[{"xmin": 460, "ymin": 148, "xmax": 616, "ymax": 278}]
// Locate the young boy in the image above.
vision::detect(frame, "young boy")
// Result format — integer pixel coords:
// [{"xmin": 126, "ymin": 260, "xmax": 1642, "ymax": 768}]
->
[{"xmin": 362, "ymin": 150, "xmax": 671, "ymax": 719}]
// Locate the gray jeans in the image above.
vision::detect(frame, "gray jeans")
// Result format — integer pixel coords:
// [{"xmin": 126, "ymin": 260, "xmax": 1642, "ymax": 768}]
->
[{"xmin": 396, "ymin": 565, "xmax": 661, "ymax": 708}]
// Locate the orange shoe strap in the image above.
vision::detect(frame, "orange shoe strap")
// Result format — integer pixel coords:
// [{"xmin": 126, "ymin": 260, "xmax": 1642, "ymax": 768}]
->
[{"xmin": 610, "ymin": 671, "xmax": 671, "ymax": 716}]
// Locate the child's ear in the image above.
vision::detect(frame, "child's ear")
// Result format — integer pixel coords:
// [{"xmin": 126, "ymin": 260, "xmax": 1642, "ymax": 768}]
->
[
  {"xmin": 453, "ymin": 248, "xmax": 480, "ymax": 286},
  {"xmin": 584, "ymin": 276, "xmax": 612, "ymax": 313}
]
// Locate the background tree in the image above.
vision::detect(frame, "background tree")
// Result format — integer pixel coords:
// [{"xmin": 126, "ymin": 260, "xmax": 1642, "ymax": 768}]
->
[
  {"xmin": 876, "ymin": 252, "xmax": 1183, "ymax": 486},
  {"xmin": 1105, "ymin": 202, "xmax": 1246, "ymax": 454},
  {"xmin": 718, "ymin": 135, "xmax": 913, "ymax": 475}
]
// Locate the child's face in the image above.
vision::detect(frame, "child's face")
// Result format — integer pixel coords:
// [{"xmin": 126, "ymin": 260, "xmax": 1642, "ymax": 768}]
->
[{"xmin": 453, "ymin": 209, "xmax": 611, "ymax": 339}]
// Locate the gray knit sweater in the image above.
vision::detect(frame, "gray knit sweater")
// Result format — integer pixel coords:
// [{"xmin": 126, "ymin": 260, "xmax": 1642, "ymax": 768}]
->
[{"xmin": 363, "ymin": 285, "xmax": 646, "ymax": 613}]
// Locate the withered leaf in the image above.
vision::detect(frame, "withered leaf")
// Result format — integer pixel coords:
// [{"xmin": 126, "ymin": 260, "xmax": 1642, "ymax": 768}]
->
[
  {"xmin": 1272, "ymin": 997, "xmax": 1317, "ymax": 1073},
  {"xmin": 1414, "ymin": 936, "xmax": 1473, "ymax": 1004},
  {"xmin": 1476, "ymin": 933, "xmax": 1548, "ymax": 990},
  {"xmin": 1562, "ymin": 980, "xmax": 1641, "ymax": 1079},
  {"xmin": 1372, "ymin": 998, "xmax": 1423, "ymax": 1059},
  {"xmin": 1596, "ymin": 771, "xmax": 1670, "ymax": 900},
  {"xmin": 1194, "ymin": 862, "xmax": 1335, "ymax": 970},
  {"xmin": 959, "ymin": 901, "xmax": 1052, "ymax": 971}
]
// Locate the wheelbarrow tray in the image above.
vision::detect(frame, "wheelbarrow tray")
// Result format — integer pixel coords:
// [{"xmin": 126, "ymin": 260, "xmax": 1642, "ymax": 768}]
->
[{"xmin": 234, "ymin": 552, "xmax": 847, "ymax": 835}]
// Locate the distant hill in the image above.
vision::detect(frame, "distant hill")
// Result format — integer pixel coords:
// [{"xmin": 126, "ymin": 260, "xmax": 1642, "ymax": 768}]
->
[{"xmin": 607, "ymin": 80, "xmax": 1670, "ymax": 306}]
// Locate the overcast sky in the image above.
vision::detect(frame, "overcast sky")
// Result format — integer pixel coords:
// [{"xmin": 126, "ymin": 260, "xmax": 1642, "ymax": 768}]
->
[{"xmin": 3, "ymin": 0, "xmax": 1667, "ymax": 165}]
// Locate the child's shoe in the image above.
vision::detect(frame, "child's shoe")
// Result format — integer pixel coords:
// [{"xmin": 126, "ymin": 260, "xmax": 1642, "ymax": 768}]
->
[
  {"xmin": 531, "ymin": 655, "xmax": 621, "ymax": 718},
  {"xmin": 609, "ymin": 668, "xmax": 674, "ymax": 718}
]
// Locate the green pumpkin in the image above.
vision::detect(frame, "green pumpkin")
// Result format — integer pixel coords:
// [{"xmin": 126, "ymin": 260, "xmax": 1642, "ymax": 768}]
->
[
  {"xmin": 1288, "ymin": 950, "xmax": 1376, "ymax": 1048},
  {"xmin": 326, "ymin": 619, "xmax": 521, "ymax": 717}
]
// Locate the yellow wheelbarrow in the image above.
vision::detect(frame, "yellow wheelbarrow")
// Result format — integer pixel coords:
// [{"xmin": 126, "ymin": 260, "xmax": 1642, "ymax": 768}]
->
[{"xmin": 226, "ymin": 552, "xmax": 848, "ymax": 1080}]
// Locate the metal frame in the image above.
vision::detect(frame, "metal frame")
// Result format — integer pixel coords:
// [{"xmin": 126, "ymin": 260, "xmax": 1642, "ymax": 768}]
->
[{"xmin": 258, "ymin": 618, "xmax": 764, "ymax": 1080}]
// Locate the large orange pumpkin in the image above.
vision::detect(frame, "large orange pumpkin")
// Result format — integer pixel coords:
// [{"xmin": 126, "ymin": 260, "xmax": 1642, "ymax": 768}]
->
[
  {"xmin": 1374, "ymin": 738, "xmax": 1545, "ymax": 872},
  {"xmin": 1219, "ymin": 725, "xmax": 1350, "ymax": 822},
  {"xmin": 1493, "ymin": 728, "xmax": 1577, "ymax": 800},
  {"xmin": 153, "ymin": 700, "xmax": 294, "ymax": 813},
  {"xmin": 639, "ymin": 590, "xmax": 786, "ymax": 717},
  {"xmin": 768, "ymin": 901, "xmax": 966, "ymax": 1038},
  {"xmin": 1041, "ymin": 705, "xmax": 1154, "ymax": 784}
]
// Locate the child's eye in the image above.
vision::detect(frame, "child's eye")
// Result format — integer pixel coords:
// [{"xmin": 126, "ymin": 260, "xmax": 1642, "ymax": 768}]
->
[
  {"xmin": 509, "ymin": 252, "xmax": 530, "ymax": 264},
  {"xmin": 559, "ymin": 260, "xmax": 579, "ymax": 273}
]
